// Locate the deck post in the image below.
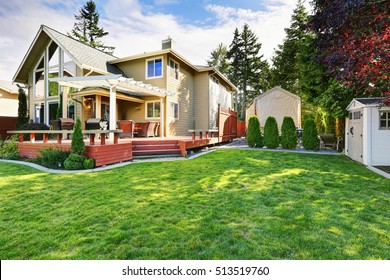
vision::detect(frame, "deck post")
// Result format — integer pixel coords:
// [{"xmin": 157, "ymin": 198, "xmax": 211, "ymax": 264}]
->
[
  {"xmin": 89, "ymin": 134, "xmax": 95, "ymax": 145},
  {"xmin": 160, "ymin": 97, "xmax": 165, "ymax": 137},
  {"xmin": 43, "ymin": 133, "xmax": 48, "ymax": 143},
  {"xmin": 109, "ymin": 84, "xmax": 117, "ymax": 141},
  {"xmin": 57, "ymin": 134, "xmax": 62, "ymax": 144},
  {"xmin": 30, "ymin": 133, "xmax": 35, "ymax": 143},
  {"xmin": 19, "ymin": 134, "xmax": 24, "ymax": 143},
  {"xmin": 100, "ymin": 133, "xmax": 106, "ymax": 145}
]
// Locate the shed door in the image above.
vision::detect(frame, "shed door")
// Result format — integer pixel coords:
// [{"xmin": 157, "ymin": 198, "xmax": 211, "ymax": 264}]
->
[{"xmin": 347, "ymin": 110, "xmax": 363, "ymax": 163}]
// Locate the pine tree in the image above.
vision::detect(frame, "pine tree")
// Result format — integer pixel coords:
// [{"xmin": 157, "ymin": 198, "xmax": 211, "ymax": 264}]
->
[
  {"xmin": 270, "ymin": 0, "xmax": 309, "ymax": 94},
  {"xmin": 71, "ymin": 118, "xmax": 86, "ymax": 155},
  {"xmin": 69, "ymin": 0, "xmax": 115, "ymax": 55},
  {"xmin": 246, "ymin": 116, "xmax": 263, "ymax": 148},
  {"xmin": 263, "ymin": 116, "xmax": 279, "ymax": 149},
  {"xmin": 16, "ymin": 87, "xmax": 28, "ymax": 129},
  {"xmin": 281, "ymin": 117, "xmax": 298, "ymax": 149},
  {"xmin": 207, "ymin": 43, "xmax": 230, "ymax": 75},
  {"xmin": 227, "ymin": 24, "xmax": 269, "ymax": 119}
]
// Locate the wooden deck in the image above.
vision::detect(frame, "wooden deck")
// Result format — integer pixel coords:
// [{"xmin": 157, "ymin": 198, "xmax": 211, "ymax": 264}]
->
[{"xmin": 15, "ymin": 135, "xmax": 223, "ymax": 167}]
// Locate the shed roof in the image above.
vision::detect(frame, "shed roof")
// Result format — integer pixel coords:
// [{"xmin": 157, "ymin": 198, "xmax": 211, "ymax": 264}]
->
[{"xmin": 346, "ymin": 97, "xmax": 386, "ymax": 110}]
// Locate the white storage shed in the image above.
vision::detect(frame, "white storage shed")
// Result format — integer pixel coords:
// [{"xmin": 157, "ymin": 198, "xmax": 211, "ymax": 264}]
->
[
  {"xmin": 346, "ymin": 97, "xmax": 390, "ymax": 166},
  {"xmin": 246, "ymin": 87, "xmax": 301, "ymax": 130}
]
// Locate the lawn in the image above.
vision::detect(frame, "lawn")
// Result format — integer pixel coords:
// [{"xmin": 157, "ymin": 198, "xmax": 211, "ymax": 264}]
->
[{"xmin": 0, "ymin": 150, "xmax": 389, "ymax": 260}]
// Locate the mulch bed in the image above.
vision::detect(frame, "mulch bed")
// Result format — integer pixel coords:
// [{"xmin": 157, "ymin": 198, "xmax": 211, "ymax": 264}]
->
[{"xmin": 374, "ymin": 166, "xmax": 390, "ymax": 175}]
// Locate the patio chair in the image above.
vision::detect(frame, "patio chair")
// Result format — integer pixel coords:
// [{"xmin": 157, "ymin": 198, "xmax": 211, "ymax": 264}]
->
[
  {"xmin": 137, "ymin": 122, "xmax": 150, "ymax": 137},
  {"xmin": 117, "ymin": 120, "xmax": 134, "ymax": 138},
  {"xmin": 319, "ymin": 134, "xmax": 343, "ymax": 150},
  {"xmin": 146, "ymin": 122, "xmax": 159, "ymax": 137}
]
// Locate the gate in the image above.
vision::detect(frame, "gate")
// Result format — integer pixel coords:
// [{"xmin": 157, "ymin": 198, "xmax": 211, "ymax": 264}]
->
[{"xmin": 217, "ymin": 106, "xmax": 237, "ymax": 142}]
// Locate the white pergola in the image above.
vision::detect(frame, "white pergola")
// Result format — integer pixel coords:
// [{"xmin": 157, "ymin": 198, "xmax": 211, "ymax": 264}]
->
[{"xmin": 50, "ymin": 75, "xmax": 173, "ymax": 139}]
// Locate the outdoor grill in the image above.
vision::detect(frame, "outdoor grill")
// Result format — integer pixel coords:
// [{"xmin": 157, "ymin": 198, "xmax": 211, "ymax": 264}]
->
[
  {"xmin": 59, "ymin": 118, "xmax": 75, "ymax": 130},
  {"xmin": 85, "ymin": 118, "xmax": 102, "ymax": 130}
]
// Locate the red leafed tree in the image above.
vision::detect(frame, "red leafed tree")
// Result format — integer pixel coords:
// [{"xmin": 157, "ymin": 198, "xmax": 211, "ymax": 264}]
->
[{"xmin": 311, "ymin": 0, "xmax": 390, "ymax": 102}]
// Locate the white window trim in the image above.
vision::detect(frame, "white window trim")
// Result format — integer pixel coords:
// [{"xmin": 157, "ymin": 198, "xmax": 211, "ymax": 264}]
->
[
  {"xmin": 145, "ymin": 100, "xmax": 161, "ymax": 119},
  {"xmin": 379, "ymin": 110, "xmax": 390, "ymax": 130},
  {"xmin": 145, "ymin": 57, "xmax": 164, "ymax": 80},
  {"xmin": 169, "ymin": 101, "xmax": 179, "ymax": 120},
  {"xmin": 169, "ymin": 58, "xmax": 180, "ymax": 80}
]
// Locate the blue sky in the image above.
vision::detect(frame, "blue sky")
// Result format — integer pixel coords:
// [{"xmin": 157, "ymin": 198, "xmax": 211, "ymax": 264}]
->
[{"xmin": 0, "ymin": 0, "xmax": 309, "ymax": 81}]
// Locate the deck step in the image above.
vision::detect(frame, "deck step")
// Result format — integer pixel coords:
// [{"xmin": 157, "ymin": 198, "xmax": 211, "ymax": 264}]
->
[{"xmin": 132, "ymin": 149, "xmax": 181, "ymax": 156}]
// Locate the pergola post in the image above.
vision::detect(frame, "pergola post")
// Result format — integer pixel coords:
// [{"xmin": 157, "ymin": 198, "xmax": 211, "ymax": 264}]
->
[
  {"xmin": 109, "ymin": 85, "xmax": 117, "ymax": 140},
  {"xmin": 160, "ymin": 97, "xmax": 165, "ymax": 137}
]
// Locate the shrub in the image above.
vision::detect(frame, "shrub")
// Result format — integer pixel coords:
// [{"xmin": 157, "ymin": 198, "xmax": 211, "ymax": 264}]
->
[
  {"xmin": 302, "ymin": 118, "xmax": 319, "ymax": 150},
  {"xmin": 37, "ymin": 148, "xmax": 70, "ymax": 169},
  {"xmin": 0, "ymin": 135, "xmax": 20, "ymax": 160},
  {"xmin": 246, "ymin": 116, "xmax": 263, "ymax": 148},
  {"xmin": 64, "ymin": 153, "xmax": 86, "ymax": 170},
  {"xmin": 263, "ymin": 116, "xmax": 279, "ymax": 149},
  {"xmin": 281, "ymin": 117, "xmax": 298, "ymax": 149},
  {"xmin": 83, "ymin": 158, "xmax": 95, "ymax": 169},
  {"xmin": 71, "ymin": 118, "xmax": 85, "ymax": 155}
]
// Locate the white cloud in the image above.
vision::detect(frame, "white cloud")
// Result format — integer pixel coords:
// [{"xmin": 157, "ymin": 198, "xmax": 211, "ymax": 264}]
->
[{"xmin": 0, "ymin": 0, "xmax": 308, "ymax": 82}]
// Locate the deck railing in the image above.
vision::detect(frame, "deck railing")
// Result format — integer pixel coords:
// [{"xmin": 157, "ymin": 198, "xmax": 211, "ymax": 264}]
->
[{"xmin": 7, "ymin": 129, "xmax": 123, "ymax": 146}]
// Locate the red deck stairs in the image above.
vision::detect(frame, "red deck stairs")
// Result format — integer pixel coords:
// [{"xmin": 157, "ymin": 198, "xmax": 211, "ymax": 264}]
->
[{"xmin": 131, "ymin": 140, "xmax": 181, "ymax": 157}]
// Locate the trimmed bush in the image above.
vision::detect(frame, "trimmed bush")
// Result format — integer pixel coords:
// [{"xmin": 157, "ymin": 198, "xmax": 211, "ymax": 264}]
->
[
  {"xmin": 246, "ymin": 116, "xmax": 263, "ymax": 148},
  {"xmin": 71, "ymin": 117, "xmax": 85, "ymax": 155},
  {"xmin": 302, "ymin": 118, "xmax": 319, "ymax": 150},
  {"xmin": 64, "ymin": 153, "xmax": 86, "ymax": 170},
  {"xmin": 37, "ymin": 148, "xmax": 70, "ymax": 169},
  {"xmin": 83, "ymin": 158, "xmax": 95, "ymax": 169},
  {"xmin": 263, "ymin": 116, "xmax": 279, "ymax": 149},
  {"xmin": 0, "ymin": 135, "xmax": 20, "ymax": 160},
  {"xmin": 281, "ymin": 117, "xmax": 298, "ymax": 149}
]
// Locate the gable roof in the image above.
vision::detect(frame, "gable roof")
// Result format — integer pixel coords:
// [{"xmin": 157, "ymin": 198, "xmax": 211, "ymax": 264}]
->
[
  {"xmin": 0, "ymin": 80, "xmax": 19, "ymax": 94},
  {"xmin": 109, "ymin": 49, "xmax": 237, "ymax": 92},
  {"xmin": 13, "ymin": 25, "xmax": 123, "ymax": 84},
  {"xmin": 248, "ymin": 86, "xmax": 300, "ymax": 107},
  {"xmin": 346, "ymin": 97, "xmax": 386, "ymax": 110}
]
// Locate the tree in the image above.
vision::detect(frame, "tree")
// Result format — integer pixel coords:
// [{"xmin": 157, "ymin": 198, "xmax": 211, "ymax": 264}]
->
[
  {"xmin": 270, "ymin": 0, "xmax": 309, "ymax": 94},
  {"xmin": 246, "ymin": 116, "xmax": 263, "ymax": 148},
  {"xmin": 71, "ymin": 118, "xmax": 85, "ymax": 155},
  {"xmin": 207, "ymin": 43, "xmax": 230, "ymax": 75},
  {"xmin": 263, "ymin": 116, "xmax": 279, "ymax": 149},
  {"xmin": 69, "ymin": 0, "xmax": 115, "ymax": 54},
  {"xmin": 281, "ymin": 117, "xmax": 298, "ymax": 149},
  {"xmin": 227, "ymin": 24, "xmax": 269, "ymax": 119},
  {"xmin": 16, "ymin": 87, "xmax": 28, "ymax": 129},
  {"xmin": 311, "ymin": 0, "xmax": 390, "ymax": 102},
  {"xmin": 302, "ymin": 118, "xmax": 319, "ymax": 150}
]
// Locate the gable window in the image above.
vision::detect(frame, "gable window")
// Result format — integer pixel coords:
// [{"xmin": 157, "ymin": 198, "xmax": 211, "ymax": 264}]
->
[
  {"xmin": 170, "ymin": 101, "xmax": 179, "ymax": 119},
  {"xmin": 147, "ymin": 58, "xmax": 163, "ymax": 78},
  {"xmin": 146, "ymin": 101, "xmax": 161, "ymax": 119},
  {"xmin": 379, "ymin": 111, "xmax": 390, "ymax": 129},
  {"xmin": 169, "ymin": 59, "xmax": 179, "ymax": 80}
]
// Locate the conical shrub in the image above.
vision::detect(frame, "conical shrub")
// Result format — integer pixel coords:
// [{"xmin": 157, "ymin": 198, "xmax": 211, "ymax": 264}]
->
[
  {"xmin": 263, "ymin": 116, "xmax": 279, "ymax": 148},
  {"xmin": 302, "ymin": 118, "xmax": 319, "ymax": 150},
  {"xmin": 246, "ymin": 116, "xmax": 263, "ymax": 148},
  {"xmin": 71, "ymin": 117, "xmax": 85, "ymax": 155},
  {"xmin": 281, "ymin": 116, "xmax": 298, "ymax": 149}
]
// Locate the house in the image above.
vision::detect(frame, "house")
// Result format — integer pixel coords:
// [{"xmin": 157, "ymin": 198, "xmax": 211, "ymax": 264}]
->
[
  {"xmin": 246, "ymin": 86, "xmax": 301, "ymax": 130},
  {"xmin": 13, "ymin": 25, "xmax": 236, "ymax": 138},
  {"xmin": 345, "ymin": 97, "xmax": 390, "ymax": 166},
  {"xmin": 0, "ymin": 81, "xmax": 20, "ymax": 139}
]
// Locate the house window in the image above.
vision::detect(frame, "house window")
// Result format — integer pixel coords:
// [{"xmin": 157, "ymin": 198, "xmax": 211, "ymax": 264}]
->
[
  {"xmin": 146, "ymin": 58, "xmax": 163, "ymax": 78},
  {"xmin": 146, "ymin": 101, "xmax": 161, "ymax": 118},
  {"xmin": 170, "ymin": 101, "xmax": 179, "ymax": 119},
  {"xmin": 379, "ymin": 111, "xmax": 390, "ymax": 129},
  {"xmin": 169, "ymin": 59, "xmax": 179, "ymax": 80}
]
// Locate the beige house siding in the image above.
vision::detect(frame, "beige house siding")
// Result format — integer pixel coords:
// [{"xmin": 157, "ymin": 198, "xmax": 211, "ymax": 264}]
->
[
  {"xmin": 0, "ymin": 89, "xmax": 18, "ymax": 117},
  {"xmin": 166, "ymin": 60, "xmax": 194, "ymax": 136},
  {"xmin": 209, "ymin": 77, "xmax": 232, "ymax": 129},
  {"xmin": 193, "ymin": 72, "xmax": 209, "ymax": 131},
  {"xmin": 116, "ymin": 56, "xmax": 167, "ymax": 89}
]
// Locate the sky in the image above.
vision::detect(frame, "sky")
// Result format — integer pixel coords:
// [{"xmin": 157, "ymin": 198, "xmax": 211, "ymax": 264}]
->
[{"xmin": 0, "ymin": 0, "xmax": 311, "ymax": 82}]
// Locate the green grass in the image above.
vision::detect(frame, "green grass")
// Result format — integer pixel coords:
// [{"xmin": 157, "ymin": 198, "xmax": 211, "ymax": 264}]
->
[{"xmin": 0, "ymin": 150, "xmax": 389, "ymax": 260}]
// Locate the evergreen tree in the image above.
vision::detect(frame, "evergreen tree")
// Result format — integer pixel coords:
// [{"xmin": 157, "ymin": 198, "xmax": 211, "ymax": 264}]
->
[
  {"xmin": 263, "ymin": 116, "xmax": 279, "ymax": 149},
  {"xmin": 71, "ymin": 118, "xmax": 86, "ymax": 155},
  {"xmin": 227, "ymin": 24, "xmax": 269, "ymax": 119},
  {"xmin": 302, "ymin": 118, "xmax": 319, "ymax": 150},
  {"xmin": 16, "ymin": 87, "xmax": 28, "ymax": 129},
  {"xmin": 270, "ymin": 0, "xmax": 309, "ymax": 94},
  {"xmin": 246, "ymin": 116, "xmax": 263, "ymax": 148},
  {"xmin": 207, "ymin": 43, "xmax": 230, "ymax": 75},
  {"xmin": 69, "ymin": 0, "xmax": 115, "ymax": 54},
  {"xmin": 281, "ymin": 117, "xmax": 298, "ymax": 149}
]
